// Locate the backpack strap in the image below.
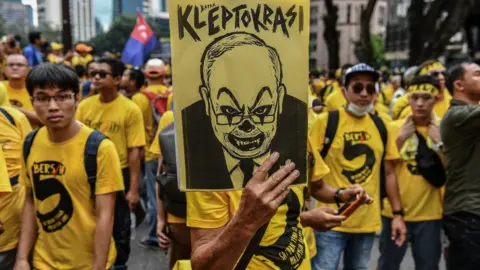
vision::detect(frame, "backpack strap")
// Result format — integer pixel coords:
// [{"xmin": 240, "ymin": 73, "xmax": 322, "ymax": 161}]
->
[
  {"xmin": 23, "ymin": 129, "xmax": 40, "ymax": 165},
  {"xmin": 368, "ymin": 113, "xmax": 388, "ymax": 202},
  {"xmin": 234, "ymin": 223, "xmax": 268, "ymax": 270},
  {"xmin": 84, "ymin": 130, "xmax": 107, "ymax": 199},
  {"xmin": 320, "ymin": 110, "xmax": 340, "ymax": 159},
  {"xmin": 0, "ymin": 107, "xmax": 15, "ymax": 126}
]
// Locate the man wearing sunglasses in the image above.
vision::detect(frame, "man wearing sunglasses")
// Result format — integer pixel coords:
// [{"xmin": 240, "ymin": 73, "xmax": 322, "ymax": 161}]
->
[
  {"xmin": 310, "ymin": 63, "xmax": 406, "ymax": 270},
  {"xmin": 76, "ymin": 58, "xmax": 146, "ymax": 269},
  {"xmin": 392, "ymin": 60, "xmax": 452, "ymax": 120}
]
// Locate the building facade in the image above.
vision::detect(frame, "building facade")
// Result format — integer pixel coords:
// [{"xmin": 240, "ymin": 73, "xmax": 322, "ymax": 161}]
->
[
  {"xmin": 37, "ymin": 0, "xmax": 96, "ymax": 43},
  {"xmin": 0, "ymin": 1, "xmax": 29, "ymax": 35},
  {"xmin": 25, "ymin": 5, "xmax": 35, "ymax": 27},
  {"xmin": 309, "ymin": 0, "xmax": 388, "ymax": 69},
  {"xmin": 113, "ymin": 0, "xmax": 149, "ymax": 18}
]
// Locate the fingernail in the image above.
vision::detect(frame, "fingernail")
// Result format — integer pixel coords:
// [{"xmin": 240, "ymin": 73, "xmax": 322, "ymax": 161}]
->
[
  {"xmin": 293, "ymin": 170, "xmax": 300, "ymax": 177},
  {"xmin": 288, "ymin": 162, "xmax": 296, "ymax": 169},
  {"xmin": 271, "ymin": 152, "xmax": 279, "ymax": 159},
  {"xmin": 285, "ymin": 159, "xmax": 291, "ymax": 164}
]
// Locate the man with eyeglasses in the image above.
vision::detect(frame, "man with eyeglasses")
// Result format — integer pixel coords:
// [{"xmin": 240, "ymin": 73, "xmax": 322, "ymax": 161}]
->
[
  {"xmin": 76, "ymin": 58, "xmax": 146, "ymax": 269},
  {"xmin": 2, "ymin": 54, "xmax": 42, "ymax": 127},
  {"xmin": 309, "ymin": 63, "xmax": 406, "ymax": 270},
  {"xmin": 14, "ymin": 63, "xmax": 123, "ymax": 270}
]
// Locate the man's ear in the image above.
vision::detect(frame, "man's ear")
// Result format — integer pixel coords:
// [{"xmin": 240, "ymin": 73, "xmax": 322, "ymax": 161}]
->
[
  {"xmin": 453, "ymin": 80, "xmax": 464, "ymax": 92},
  {"xmin": 114, "ymin": 76, "xmax": 121, "ymax": 86},
  {"xmin": 199, "ymin": 85, "xmax": 210, "ymax": 116},
  {"xmin": 341, "ymin": 87, "xmax": 348, "ymax": 100},
  {"xmin": 278, "ymin": 84, "xmax": 286, "ymax": 114}
]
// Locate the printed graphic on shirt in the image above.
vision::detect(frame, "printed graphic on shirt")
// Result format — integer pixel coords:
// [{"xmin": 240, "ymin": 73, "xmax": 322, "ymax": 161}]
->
[
  {"xmin": 342, "ymin": 131, "xmax": 375, "ymax": 184},
  {"xmin": 31, "ymin": 160, "xmax": 73, "ymax": 232},
  {"xmin": 84, "ymin": 120, "xmax": 122, "ymax": 134}
]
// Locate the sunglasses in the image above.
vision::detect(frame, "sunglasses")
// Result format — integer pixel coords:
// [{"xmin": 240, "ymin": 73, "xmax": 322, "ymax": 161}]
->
[
  {"xmin": 90, "ymin": 71, "xmax": 112, "ymax": 78},
  {"xmin": 429, "ymin": 71, "xmax": 447, "ymax": 77},
  {"xmin": 351, "ymin": 82, "xmax": 376, "ymax": 95}
]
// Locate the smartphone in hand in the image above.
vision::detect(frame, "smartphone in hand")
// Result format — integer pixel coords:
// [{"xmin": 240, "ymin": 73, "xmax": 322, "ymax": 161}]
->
[{"xmin": 337, "ymin": 195, "xmax": 362, "ymax": 218}]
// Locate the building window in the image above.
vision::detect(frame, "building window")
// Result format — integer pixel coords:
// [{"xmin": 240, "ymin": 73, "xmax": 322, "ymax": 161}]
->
[
  {"xmin": 347, "ymin": 4, "xmax": 351, "ymax": 24},
  {"xmin": 310, "ymin": 18, "xmax": 317, "ymax": 26},
  {"xmin": 378, "ymin": 6, "xmax": 385, "ymax": 26},
  {"xmin": 310, "ymin": 32, "xmax": 317, "ymax": 42}
]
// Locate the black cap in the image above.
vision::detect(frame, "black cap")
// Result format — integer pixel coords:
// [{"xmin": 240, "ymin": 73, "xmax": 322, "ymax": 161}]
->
[{"xmin": 343, "ymin": 63, "xmax": 379, "ymax": 87}]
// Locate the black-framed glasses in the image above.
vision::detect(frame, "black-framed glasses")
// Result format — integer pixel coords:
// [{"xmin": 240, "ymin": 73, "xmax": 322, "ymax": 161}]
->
[
  {"xmin": 351, "ymin": 82, "xmax": 376, "ymax": 95},
  {"xmin": 32, "ymin": 93, "xmax": 75, "ymax": 104},
  {"xmin": 90, "ymin": 71, "xmax": 112, "ymax": 78},
  {"xmin": 429, "ymin": 71, "xmax": 447, "ymax": 78},
  {"xmin": 209, "ymin": 98, "xmax": 278, "ymax": 126}
]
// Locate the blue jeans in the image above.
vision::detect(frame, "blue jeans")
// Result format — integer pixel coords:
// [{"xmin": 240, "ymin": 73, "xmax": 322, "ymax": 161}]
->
[
  {"xmin": 312, "ymin": 230, "xmax": 375, "ymax": 270},
  {"xmin": 144, "ymin": 160, "xmax": 159, "ymax": 243},
  {"xmin": 378, "ymin": 217, "xmax": 442, "ymax": 270}
]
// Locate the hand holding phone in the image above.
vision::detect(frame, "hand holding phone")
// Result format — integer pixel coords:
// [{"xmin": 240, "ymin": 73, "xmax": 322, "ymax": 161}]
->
[{"xmin": 337, "ymin": 195, "xmax": 362, "ymax": 218}]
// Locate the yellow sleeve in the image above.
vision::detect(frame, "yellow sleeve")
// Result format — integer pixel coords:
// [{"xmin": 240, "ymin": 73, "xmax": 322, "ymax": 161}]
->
[
  {"xmin": 186, "ymin": 191, "xmax": 231, "ymax": 228},
  {"xmin": 0, "ymin": 148, "xmax": 12, "ymax": 194},
  {"xmin": 132, "ymin": 93, "xmax": 153, "ymax": 141},
  {"xmin": 149, "ymin": 111, "xmax": 174, "ymax": 156},
  {"xmin": 14, "ymin": 110, "xmax": 32, "ymax": 138},
  {"xmin": 385, "ymin": 121, "xmax": 401, "ymax": 161},
  {"xmin": 308, "ymin": 114, "xmax": 331, "ymax": 181},
  {"xmin": 167, "ymin": 94, "xmax": 173, "ymax": 111},
  {"xmin": 126, "ymin": 103, "xmax": 146, "ymax": 148},
  {"xmin": 95, "ymin": 139, "xmax": 125, "ymax": 195},
  {"xmin": 71, "ymin": 56, "xmax": 80, "ymax": 66}
]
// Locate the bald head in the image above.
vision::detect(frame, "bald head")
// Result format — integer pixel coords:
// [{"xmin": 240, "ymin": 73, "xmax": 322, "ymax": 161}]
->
[
  {"xmin": 6, "ymin": 54, "xmax": 29, "ymax": 80},
  {"xmin": 200, "ymin": 32, "xmax": 283, "ymax": 91}
]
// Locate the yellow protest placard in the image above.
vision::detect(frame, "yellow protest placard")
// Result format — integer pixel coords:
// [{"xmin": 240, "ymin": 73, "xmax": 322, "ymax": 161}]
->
[{"xmin": 169, "ymin": 0, "xmax": 309, "ymax": 191}]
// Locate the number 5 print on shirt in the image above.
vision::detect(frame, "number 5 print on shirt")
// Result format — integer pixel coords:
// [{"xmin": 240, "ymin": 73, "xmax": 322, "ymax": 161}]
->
[
  {"xmin": 31, "ymin": 161, "xmax": 74, "ymax": 233},
  {"xmin": 342, "ymin": 132, "xmax": 376, "ymax": 185}
]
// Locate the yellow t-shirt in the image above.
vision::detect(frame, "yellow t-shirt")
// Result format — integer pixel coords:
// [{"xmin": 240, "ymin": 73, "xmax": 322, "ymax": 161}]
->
[
  {"xmin": 187, "ymin": 155, "xmax": 330, "ymax": 269},
  {"xmin": 382, "ymin": 120, "xmax": 443, "ymax": 222},
  {"xmin": 19, "ymin": 126, "xmax": 124, "ymax": 270},
  {"xmin": 392, "ymin": 91, "xmax": 452, "ymax": 120},
  {"xmin": 188, "ymin": 187, "xmax": 310, "ymax": 269},
  {"xmin": 309, "ymin": 108, "xmax": 399, "ymax": 233},
  {"xmin": 71, "ymin": 54, "xmax": 93, "ymax": 67},
  {"xmin": 131, "ymin": 92, "xmax": 154, "ymax": 161},
  {"xmin": 76, "ymin": 94, "xmax": 146, "ymax": 168},
  {"xmin": 0, "ymin": 106, "xmax": 31, "ymax": 252},
  {"xmin": 0, "ymin": 148, "xmax": 11, "ymax": 195},
  {"xmin": 145, "ymin": 84, "xmax": 169, "ymax": 95},
  {"xmin": 2, "ymin": 81, "xmax": 33, "ymax": 111},
  {"xmin": 378, "ymin": 84, "xmax": 395, "ymax": 107},
  {"xmin": 148, "ymin": 111, "xmax": 174, "ymax": 157}
]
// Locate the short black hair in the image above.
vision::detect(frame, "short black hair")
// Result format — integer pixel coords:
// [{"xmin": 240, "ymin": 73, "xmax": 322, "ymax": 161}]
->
[
  {"xmin": 96, "ymin": 58, "xmax": 125, "ymax": 77},
  {"xmin": 28, "ymin": 31, "xmax": 42, "ymax": 44},
  {"xmin": 446, "ymin": 63, "xmax": 469, "ymax": 95},
  {"xmin": 128, "ymin": 68, "xmax": 145, "ymax": 89},
  {"xmin": 26, "ymin": 63, "xmax": 80, "ymax": 96},
  {"xmin": 74, "ymin": 65, "xmax": 86, "ymax": 78}
]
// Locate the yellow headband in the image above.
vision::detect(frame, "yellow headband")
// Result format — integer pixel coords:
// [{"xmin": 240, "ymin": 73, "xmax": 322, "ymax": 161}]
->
[
  {"xmin": 407, "ymin": 83, "xmax": 439, "ymax": 96},
  {"xmin": 418, "ymin": 62, "xmax": 445, "ymax": 75}
]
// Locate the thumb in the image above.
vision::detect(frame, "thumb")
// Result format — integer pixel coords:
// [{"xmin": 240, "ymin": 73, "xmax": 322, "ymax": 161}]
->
[{"xmin": 320, "ymin": 207, "xmax": 338, "ymax": 215}]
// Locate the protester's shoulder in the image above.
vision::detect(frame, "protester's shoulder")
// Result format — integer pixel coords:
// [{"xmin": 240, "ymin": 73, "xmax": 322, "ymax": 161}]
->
[
  {"xmin": 119, "ymin": 94, "xmax": 142, "ymax": 111},
  {"xmin": 78, "ymin": 94, "xmax": 99, "ymax": 107}
]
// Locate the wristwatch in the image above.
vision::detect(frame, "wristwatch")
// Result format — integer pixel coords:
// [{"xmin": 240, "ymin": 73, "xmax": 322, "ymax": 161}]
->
[
  {"xmin": 334, "ymin": 188, "xmax": 346, "ymax": 207},
  {"xmin": 432, "ymin": 141, "xmax": 444, "ymax": 152},
  {"xmin": 392, "ymin": 209, "xmax": 405, "ymax": 217}
]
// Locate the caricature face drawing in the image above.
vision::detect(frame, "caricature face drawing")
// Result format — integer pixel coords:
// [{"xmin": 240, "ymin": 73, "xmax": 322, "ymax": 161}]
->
[{"xmin": 199, "ymin": 33, "xmax": 285, "ymax": 159}]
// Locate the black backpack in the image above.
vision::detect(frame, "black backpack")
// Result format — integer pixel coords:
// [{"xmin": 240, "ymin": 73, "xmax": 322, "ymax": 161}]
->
[
  {"xmin": 23, "ymin": 129, "xmax": 131, "ymax": 251},
  {"xmin": 156, "ymin": 123, "xmax": 186, "ymax": 218},
  {"xmin": 319, "ymin": 110, "xmax": 388, "ymax": 202}
]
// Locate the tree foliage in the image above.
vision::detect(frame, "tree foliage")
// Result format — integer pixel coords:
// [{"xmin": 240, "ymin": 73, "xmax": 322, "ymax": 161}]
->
[
  {"xmin": 355, "ymin": 0, "xmax": 377, "ymax": 65},
  {"xmin": 90, "ymin": 15, "xmax": 169, "ymax": 54},
  {"xmin": 408, "ymin": 0, "xmax": 476, "ymax": 65},
  {"xmin": 34, "ymin": 23, "xmax": 62, "ymax": 43},
  {"xmin": 323, "ymin": 0, "xmax": 340, "ymax": 69},
  {"xmin": 371, "ymin": 34, "xmax": 387, "ymax": 68}
]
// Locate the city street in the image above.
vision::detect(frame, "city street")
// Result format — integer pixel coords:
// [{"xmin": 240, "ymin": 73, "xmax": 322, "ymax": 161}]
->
[{"xmin": 128, "ymin": 223, "xmax": 447, "ymax": 270}]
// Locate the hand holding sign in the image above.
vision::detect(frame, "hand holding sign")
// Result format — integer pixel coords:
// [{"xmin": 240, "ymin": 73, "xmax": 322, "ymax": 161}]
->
[{"xmin": 237, "ymin": 152, "xmax": 299, "ymax": 232}]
